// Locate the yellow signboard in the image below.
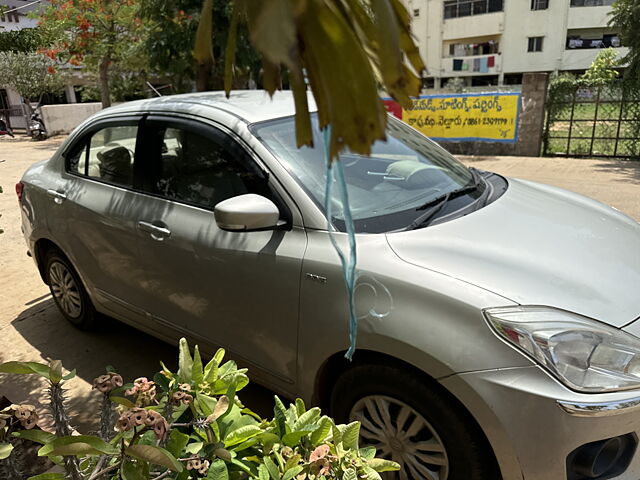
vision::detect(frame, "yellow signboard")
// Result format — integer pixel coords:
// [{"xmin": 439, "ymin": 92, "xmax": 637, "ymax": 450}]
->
[{"xmin": 401, "ymin": 93, "xmax": 521, "ymax": 142}]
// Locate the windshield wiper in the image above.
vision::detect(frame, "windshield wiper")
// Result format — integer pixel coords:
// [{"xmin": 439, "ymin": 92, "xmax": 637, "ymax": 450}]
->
[{"xmin": 405, "ymin": 168, "xmax": 486, "ymax": 231}]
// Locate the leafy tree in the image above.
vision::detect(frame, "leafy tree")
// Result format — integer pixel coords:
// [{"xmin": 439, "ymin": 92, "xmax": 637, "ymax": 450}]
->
[
  {"xmin": 581, "ymin": 47, "xmax": 619, "ymax": 86},
  {"xmin": 202, "ymin": 0, "xmax": 425, "ymax": 159},
  {"xmin": 609, "ymin": 0, "xmax": 640, "ymax": 87},
  {"xmin": 0, "ymin": 26, "xmax": 57, "ymax": 54},
  {"xmin": 141, "ymin": 0, "xmax": 260, "ymax": 92},
  {"xmin": 0, "ymin": 51, "xmax": 64, "ymax": 104},
  {"xmin": 39, "ymin": 0, "xmax": 145, "ymax": 108}
]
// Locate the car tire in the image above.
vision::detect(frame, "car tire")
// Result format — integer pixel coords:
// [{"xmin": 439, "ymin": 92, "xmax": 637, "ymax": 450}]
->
[
  {"xmin": 330, "ymin": 363, "xmax": 500, "ymax": 480},
  {"xmin": 45, "ymin": 248, "xmax": 97, "ymax": 330}
]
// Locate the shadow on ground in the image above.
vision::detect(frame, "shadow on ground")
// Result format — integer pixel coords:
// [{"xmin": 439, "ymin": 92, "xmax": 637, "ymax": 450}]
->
[
  {"xmin": 3, "ymin": 295, "xmax": 277, "ymax": 432},
  {"xmin": 593, "ymin": 160, "xmax": 640, "ymax": 185}
]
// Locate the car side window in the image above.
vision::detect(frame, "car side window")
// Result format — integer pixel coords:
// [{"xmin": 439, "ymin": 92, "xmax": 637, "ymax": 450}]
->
[
  {"xmin": 146, "ymin": 125, "xmax": 270, "ymax": 209},
  {"xmin": 85, "ymin": 126, "xmax": 138, "ymax": 187}
]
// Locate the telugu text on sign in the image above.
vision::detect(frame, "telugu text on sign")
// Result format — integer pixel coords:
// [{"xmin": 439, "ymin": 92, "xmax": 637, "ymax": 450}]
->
[{"xmin": 386, "ymin": 93, "xmax": 521, "ymax": 143}]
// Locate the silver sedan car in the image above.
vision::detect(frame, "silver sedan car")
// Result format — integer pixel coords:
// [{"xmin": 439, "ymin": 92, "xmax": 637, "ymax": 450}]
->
[{"xmin": 18, "ymin": 91, "xmax": 640, "ymax": 480}]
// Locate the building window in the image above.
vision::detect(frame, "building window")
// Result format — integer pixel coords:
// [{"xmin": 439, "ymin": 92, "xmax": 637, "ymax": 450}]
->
[
  {"xmin": 413, "ymin": 8, "xmax": 420, "ymax": 16},
  {"xmin": 444, "ymin": 0, "xmax": 503, "ymax": 19},
  {"xmin": 567, "ymin": 33, "xmax": 621, "ymax": 49},
  {"xmin": 531, "ymin": 0, "xmax": 548, "ymax": 10},
  {"xmin": 528, "ymin": 37, "xmax": 544, "ymax": 52},
  {"xmin": 570, "ymin": 0, "xmax": 614, "ymax": 6}
]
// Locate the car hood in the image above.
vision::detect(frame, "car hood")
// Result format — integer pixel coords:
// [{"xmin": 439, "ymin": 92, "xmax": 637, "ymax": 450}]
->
[{"xmin": 386, "ymin": 178, "xmax": 640, "ymax": 327}]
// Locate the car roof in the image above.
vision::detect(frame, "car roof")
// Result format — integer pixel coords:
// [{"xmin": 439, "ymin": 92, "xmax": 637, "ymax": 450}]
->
[{"xmin": 98, "ymin": 90, "xmax": 317, "ymax": 124}]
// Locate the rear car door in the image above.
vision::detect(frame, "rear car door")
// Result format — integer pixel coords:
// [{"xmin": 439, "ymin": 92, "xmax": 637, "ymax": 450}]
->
[
  {"xmin": 134, "ymin": 115, "xmax": 307, "ymax": 383},
  {"xmin": 58, "ymin": 118, "xmax": 149, "ymax": 323}
]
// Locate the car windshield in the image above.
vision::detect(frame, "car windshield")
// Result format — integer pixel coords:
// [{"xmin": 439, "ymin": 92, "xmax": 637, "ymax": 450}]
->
[{"xmin": 251, "ymin": 114, "xmax": 476, "ymax": 233}]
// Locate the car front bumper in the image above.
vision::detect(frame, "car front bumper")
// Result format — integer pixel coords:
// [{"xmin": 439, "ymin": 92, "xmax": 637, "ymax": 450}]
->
[{"xmin": 441, "ymin": 366, "xmax": 640, "ymax": 480}]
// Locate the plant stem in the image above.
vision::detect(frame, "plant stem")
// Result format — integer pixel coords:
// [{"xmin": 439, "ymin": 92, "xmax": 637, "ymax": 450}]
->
[
  {"xmin": 87, "ymin": 463, "xmax": 118, "ymax": 480},
  {"xmin": 99, "ymin": 393, "xmax": 115, "ymax": 441},
  {"xmin": 48, "ymin": 382, "xmax": 82, "ymax": 480}
]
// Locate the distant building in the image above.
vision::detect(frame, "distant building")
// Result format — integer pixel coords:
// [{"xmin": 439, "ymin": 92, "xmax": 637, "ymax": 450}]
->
[
  {"xmin": 406, "ymin": 0, "xmax": 629, "ymax": 88},
  {"xmin": 0, "ymin": 0, "xmax": 40, "ymax": 31}
]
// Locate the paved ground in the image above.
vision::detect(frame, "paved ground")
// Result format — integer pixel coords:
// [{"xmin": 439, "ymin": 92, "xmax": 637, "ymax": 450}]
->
[{"xmin": 1, "ymin": 135, "xmax": 639, "ymax": 433}]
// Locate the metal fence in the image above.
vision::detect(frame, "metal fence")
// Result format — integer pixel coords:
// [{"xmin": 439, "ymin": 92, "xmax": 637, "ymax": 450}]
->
[{"xmin": 543, "ymin": 84, "xmax": 640, "ymax": 159}]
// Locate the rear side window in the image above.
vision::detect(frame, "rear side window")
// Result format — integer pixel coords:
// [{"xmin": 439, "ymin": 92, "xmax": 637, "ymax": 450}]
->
[
  {"xmin": 143, "ymin": 124, "xmax": 270, "ymax": 209},
  {"xmin": 66, "ymin": 124, "xmax": 138, "ymax": 188}
]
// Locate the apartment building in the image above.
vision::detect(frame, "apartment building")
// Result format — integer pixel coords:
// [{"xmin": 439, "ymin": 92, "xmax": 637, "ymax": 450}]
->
[{"xmin": 406, "ymin": 0, "xmax": 629, "ymax": 87}]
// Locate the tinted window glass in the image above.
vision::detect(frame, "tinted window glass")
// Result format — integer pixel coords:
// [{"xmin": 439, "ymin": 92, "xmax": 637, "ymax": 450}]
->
[
  {"xmin": 146, "ymin": 126, "xmax": 269, "ymax": 209},
  {"xmin": 83, "ymin": 126, "xmax": 137, "ymax": 187}
]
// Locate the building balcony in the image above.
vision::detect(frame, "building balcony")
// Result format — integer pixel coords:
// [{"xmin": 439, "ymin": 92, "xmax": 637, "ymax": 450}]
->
[
  {"xmin": 441, "ymin": 53, "xmax": 502, "ymax": 76},
  {"xmin": 561, "ymin": 47, "xmax": 629, "ymax": 71},
  {"xmin": 567, "ymin": 5, "xmax": 613, "ymax": 29},
  {"xmin": 442, "ymin": 11, "xmax": 504, "ymax": 41}
]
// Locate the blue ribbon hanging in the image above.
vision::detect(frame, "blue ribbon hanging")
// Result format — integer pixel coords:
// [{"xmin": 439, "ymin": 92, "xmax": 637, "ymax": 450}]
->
[{"xmin": 323, "ymin": 127, "xmax": 359, "ymax": 360}]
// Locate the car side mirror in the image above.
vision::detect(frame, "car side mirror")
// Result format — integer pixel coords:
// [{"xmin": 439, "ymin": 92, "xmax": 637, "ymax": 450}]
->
[{"xmin": 214, "ymin": 194, "xmax": 281, "ymax": 232}]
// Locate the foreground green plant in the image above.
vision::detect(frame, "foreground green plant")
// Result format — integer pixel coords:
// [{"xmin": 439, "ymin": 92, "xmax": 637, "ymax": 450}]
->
[{"xmin": 0, "ymin": 339, "xmax": 399, "ymax": 479}]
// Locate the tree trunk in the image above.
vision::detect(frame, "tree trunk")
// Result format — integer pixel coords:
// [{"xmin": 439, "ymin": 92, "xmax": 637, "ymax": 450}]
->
[
  {"xmin": 196, "ymin": 61, "xmax": 213, "ymax": 92},
  {"xmin": 99, "ymin": 55, "xmax": 111, "ymax": 108}
]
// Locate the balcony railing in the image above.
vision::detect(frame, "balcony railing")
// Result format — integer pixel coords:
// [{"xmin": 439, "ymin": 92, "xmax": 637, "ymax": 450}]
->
[{"xmin": 566, "ymin": 35, "xmax": 621, "ymax": 49}]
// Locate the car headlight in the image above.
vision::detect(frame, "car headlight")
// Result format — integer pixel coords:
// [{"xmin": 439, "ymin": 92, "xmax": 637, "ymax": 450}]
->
[{"xmin": 485, "ymin": 306, "xmax": 640, "ymax": 393}]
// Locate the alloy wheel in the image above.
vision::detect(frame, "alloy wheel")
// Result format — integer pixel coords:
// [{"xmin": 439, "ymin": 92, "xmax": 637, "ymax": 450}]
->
[
  {"xmin": 49, "ymin": 261, "xmax": 82, "ymax": 318},
  {"xmin": 349, "ymin": 395, "xmax": 449, "ymax": 480}
]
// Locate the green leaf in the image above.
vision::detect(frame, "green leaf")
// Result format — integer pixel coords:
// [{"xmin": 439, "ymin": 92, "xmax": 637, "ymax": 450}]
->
[
  {"xmin": 294, "ymin": 398, "xmax": 306, "ymax": 417},
  {"xmin": 110, "ymin": 396, "xmax": 134, "ymax": 408},
  {"xmin": 185, "ymin": 441, "xmax": 202, "ymax": 454},
  {"xmin": 166, "ymin": 429, "xmax": 190, "ymax": 458},
  {"xmin": 62, "ymin": 369, "xmax": 76, "ymax": 381},
  {"xmin": 362, "ymin": 466, "xmax": 382, "ymax": 480},
  {"xmin": 27, "ymin": 474, "xmax": 66, "ymax": 480},
  {"xmin": 177, "ymin": 338, "xmax": 193, "ymax": 383},
  {"xmin": 203, "ymin": 357, "xmax": 218, "ymax": 384},
  {"xmin": 12, "ymin": 429, "xmax": 56, "ymax": 445},
  {"xmin": 259, "ymin": 432, "xmax": 280, "ymax": 455},
  {"xmin": 273, "ymin": 396, "xmax": 288, "ymax": 438},
  {"xmin": 196, "ymin": 392, "xmax": 217, "ymax": 417},
  {"xmin": 258, "ymin": 464, "xmax": 269, "ymax": 480},
  {"xmin": 282, "ymin": 430, "xmax": 313, "ymax": 447},
  {"xmin": 159, "ymin": 361, "xmax": 174, "ymax": 380},
  {"xmin": 214, "ymin": 447, "xmax": 232, "ymax": 461},
  {"xmin": 293, "ymin": 407, "xmax": 320, "ymax": 430},
  {"xmin": 367, "ymin": 458, "xmax": 401, "ymax": 472},
  {"xmin": 49, "ymin": 360, "xmax": 62, "ymax": 384},
  {"xmin": 359, "ymin": 446, "xmax": 376, "ymax": 460},
  {"xmin": 343, "ymin": 468, "xmax": 357, "ymax": 480},
  {"xmin": 121, "ymin": 459, "xmax": 146, "ymax": 480},
  {"xmin": 282, "ymin": 465, "xmax": 303, "ymax": 480},
  {"xmin": 125, "ymin": 444, "xmax": 183, "ymax": 472},
  {"xmin": 207, "ymin": 458, "xmax": 229, "ymax": 480},
  {"xmin": 264, "ymin": 455, "xmax": 280, "ymax": 480},
  {"xmin": 213, "ymin": 348, "xmax": 225, "ymax": 366},
  {"xmin": 310, "ymin": 416, "xmax": 331, "ymax": 446},
  {"xmin": 0, "ymin": 361, "xmax": 50, "ymax": 379},
  {"xmin": 0, "ymin": 442, "xmax": 14, "ymax": 460},
  {"xmin": 224, "ymin": 425, "xmax": 262, "ymax": 447},
  {"xmin": 192, "ymin": 345, "xmax": 204, "ymax": 385},
  {"xmin": 342, "ymin": 421, "xmax": 360, "ymax": 450},
  {"xmin": 38, "ymin": 435, "xmax": 118, "ymax": 457}
]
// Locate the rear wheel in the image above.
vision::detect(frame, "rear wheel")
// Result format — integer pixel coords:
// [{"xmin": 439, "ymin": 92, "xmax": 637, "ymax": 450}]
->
[
  {"xmin": 45, "ymin": 249, "xmax": 96, "ymax": 329},
  {"xmin": 330, "ymin": 363, "xmax": 500, "ymax": 480}
]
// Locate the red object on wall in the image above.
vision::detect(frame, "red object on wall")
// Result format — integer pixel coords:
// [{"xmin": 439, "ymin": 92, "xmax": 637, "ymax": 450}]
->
[
  {"xmin": 383, "ymin": 99, "xmax": 402, "ymax": 119},
  {"xmin": 487, "ymin": 56, "xmax": 495, "ymax": 67}
]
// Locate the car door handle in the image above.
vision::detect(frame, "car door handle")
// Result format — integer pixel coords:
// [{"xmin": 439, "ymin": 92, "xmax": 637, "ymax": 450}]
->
[
  {"xmin": 46, "ymin": 189, "xmax": 66, "ymax": 204},
  {"xmin": 138, "ymin": 221, "xmax": 171, "ymax": 240}
]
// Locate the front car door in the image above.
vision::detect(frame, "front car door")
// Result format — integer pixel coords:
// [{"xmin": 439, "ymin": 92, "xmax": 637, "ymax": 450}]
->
[{"xmin": 133, "ymin": 115, "xmax": 307, "ymax": 385}]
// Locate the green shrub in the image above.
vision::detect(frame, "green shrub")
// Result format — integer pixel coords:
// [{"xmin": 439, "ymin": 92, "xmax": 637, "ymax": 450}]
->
[{"xmin": 0, "ymin": 338, "xmax": 399, "ymax": 480}]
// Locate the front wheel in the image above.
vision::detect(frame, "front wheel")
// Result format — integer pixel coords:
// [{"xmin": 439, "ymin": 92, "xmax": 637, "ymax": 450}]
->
[
  {"xmin": 45, "ymin": 249, "xmax": 96, "ymax": 329},
  {"xmin": 330, "ymin": 363, "xmax": 500, "ymax": 480}
]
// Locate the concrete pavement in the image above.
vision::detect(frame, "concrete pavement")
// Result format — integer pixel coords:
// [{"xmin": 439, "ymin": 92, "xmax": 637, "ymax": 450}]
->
[{"xmin": 0, "ymin": 135, "xmax": 638, "ymax": 433}]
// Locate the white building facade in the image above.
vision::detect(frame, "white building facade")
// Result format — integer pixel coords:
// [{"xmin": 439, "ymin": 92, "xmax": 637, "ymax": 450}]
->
[{"xmin": 407, "ymin": 0, "xmax": 629, "ymax": 87}]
